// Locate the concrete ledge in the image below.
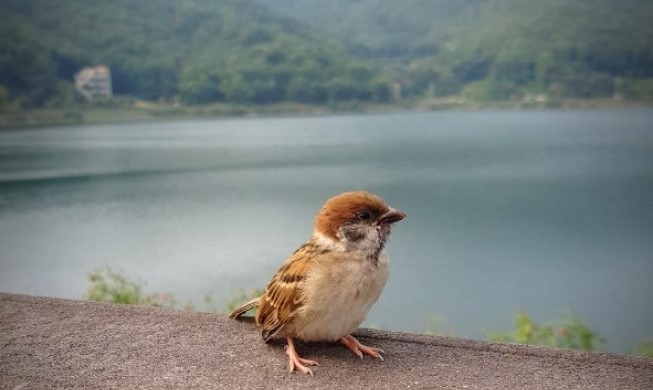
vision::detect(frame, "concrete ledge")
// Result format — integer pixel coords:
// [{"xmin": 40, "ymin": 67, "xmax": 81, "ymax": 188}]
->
[{"xmin": 1, "ymin": 293, "xmax": 652, "ymax": 389}]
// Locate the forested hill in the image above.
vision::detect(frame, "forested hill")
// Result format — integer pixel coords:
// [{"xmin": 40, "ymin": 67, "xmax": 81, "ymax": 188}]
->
[
  {"xmin": 261, "ymin": 0, "xmax": 653, "ymax": 63},
  {"xmin": 1, "ymin": 0, "xmax": 653, "ymax": 109},
  {"xmin": 262, "ymin": 0, "xmax": 653, "ymax": 100},
  {"xmin": 0, "ymin": 0, "xmax": 386, "ymax": 107}
]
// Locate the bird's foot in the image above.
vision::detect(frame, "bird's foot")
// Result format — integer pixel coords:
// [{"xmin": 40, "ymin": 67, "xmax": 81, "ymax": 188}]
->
[
  {"xmin": 286, "ymin": 335, "xmax": 319, "ymax": 376},
  {"xmin": 340, "ymin": 334, "xmax": 385, "ymax": 360}
]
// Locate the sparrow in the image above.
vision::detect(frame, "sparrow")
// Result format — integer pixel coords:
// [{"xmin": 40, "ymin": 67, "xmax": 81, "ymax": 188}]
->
[{"xmin": 230, "ymin": 190, "xmax": 405, "ymax": 375}]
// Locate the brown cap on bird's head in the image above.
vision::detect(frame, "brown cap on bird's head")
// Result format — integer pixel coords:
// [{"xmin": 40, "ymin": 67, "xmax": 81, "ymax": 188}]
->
[{"xmin": 313, "ymin": 190, "xmax": 406, "ymax": 241}]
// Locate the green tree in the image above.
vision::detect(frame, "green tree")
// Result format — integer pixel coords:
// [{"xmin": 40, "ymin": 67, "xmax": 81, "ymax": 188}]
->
[
  {"xmin": 178, "ymin": 66, "xmax": 223, "ymax": 104},
  {"xmin": 0, "ymin": 84, "xmax": 8, "ymax": 109},
  {"xmin": 0, "ymin": 12, "xmax": 58, "ymax": 107}
]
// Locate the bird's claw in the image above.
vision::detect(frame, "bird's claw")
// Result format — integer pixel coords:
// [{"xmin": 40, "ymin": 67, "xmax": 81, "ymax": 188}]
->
[
  {"xmin": 286, "ymin": 336, "xmax": 318, "ymax": 375},
  {"xmin": 340, "ymin": 334, "xmax": 385, "ymax": 360}
]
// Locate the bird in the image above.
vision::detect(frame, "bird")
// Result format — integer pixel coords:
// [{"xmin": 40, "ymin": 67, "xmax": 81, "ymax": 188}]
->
[{"xmin": 229, "ymin": 190, "xmax": 405, "ymax": 375}]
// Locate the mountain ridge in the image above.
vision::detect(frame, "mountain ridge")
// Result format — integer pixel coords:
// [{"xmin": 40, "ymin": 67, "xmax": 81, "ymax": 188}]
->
[{"xmin": 1, "ymin": 0, "xmax": 652, "ymax": 108}]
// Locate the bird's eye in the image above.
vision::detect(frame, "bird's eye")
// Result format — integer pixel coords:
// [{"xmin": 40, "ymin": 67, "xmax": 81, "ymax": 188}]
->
[{"xmin": 357, "ymin": 211, "xmax": 372, "ymax": 220}]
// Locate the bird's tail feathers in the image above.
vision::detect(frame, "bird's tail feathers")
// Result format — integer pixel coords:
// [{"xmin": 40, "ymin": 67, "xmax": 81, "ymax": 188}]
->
[{"xmin": 229, "ymin": 297, "xmax": 261, "ymax": 320}]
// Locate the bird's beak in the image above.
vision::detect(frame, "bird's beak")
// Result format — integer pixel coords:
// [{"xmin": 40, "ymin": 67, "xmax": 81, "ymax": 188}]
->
[{"xmin": 379, "ymin": 207, "xmax": 406, "ymax": 224}]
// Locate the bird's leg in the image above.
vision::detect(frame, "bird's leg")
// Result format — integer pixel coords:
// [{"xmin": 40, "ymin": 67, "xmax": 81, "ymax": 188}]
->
[
  {"xmin": 339, "ymin": 334, "xmax": 385, "ymax": 360},
  {"xmin": 285, "ymin": 335, "xmax": 319, "ymax": 375}
]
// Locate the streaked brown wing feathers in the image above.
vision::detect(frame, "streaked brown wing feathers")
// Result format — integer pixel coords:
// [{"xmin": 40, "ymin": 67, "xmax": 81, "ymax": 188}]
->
[{"xmin": 256, "ymin": 245, "xmax": 313, "ymax": 342}]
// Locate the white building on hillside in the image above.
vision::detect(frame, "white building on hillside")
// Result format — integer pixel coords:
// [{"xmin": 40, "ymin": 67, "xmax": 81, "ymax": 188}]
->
[{"xmin": 74, "ymin": 66, "xmax": 113, "ymax": 99}]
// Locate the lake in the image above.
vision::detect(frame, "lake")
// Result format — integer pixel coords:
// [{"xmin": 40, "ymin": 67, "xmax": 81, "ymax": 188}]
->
[{"xmin": 1, "ymin": 108, "xmax": 652, "ymax": 354}]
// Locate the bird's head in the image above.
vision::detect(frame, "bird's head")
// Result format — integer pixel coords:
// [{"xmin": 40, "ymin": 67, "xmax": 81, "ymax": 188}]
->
[{"xmin": 313, "ymin": 190, "xmax": 405, "ymax": 253}]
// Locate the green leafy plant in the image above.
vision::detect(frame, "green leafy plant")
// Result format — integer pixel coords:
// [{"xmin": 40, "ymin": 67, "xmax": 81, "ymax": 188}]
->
[
  {"xmin": 424, "ymin": 314, "xmax": 455, "ymax": 337},
  {"xmin": 85, "ymin": 267, "xmax": 262, "ymax": 313},
  {"xmin": 490, "ymin": 311, "xmax": 604, "ymax": 351},
  {"xmin": 85, "ymin": 267, "xmax": 176, "ymax": 308},
  {"xmin": 630, "ymin": 338, "xmax": 653, "ymax": 358}
]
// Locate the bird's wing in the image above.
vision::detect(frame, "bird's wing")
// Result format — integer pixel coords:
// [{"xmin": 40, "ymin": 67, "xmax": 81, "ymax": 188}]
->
[{"xmin": 256, "ymin": 243, "xmax": 316, "ymax": 342}]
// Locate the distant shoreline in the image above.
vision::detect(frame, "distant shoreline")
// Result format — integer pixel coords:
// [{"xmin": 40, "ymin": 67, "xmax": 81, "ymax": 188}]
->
[{"xmin": 1, "ymin": 97, "xmax": 652, "ymax": 130}]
